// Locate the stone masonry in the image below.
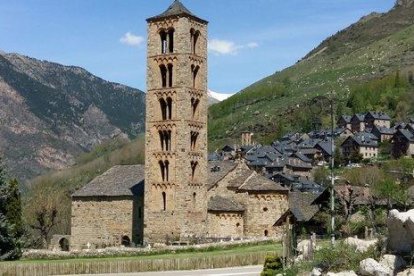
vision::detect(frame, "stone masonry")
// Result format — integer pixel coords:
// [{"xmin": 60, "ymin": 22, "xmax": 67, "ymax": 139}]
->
[{"xmin": 144, "ymin": 1, "xmax": 209, "ymax": 243}]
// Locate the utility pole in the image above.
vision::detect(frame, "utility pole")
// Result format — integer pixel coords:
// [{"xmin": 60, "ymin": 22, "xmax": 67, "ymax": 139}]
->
[{"xmin": 309, "ymin": 93, "xmax": 336, "ymax": 245}]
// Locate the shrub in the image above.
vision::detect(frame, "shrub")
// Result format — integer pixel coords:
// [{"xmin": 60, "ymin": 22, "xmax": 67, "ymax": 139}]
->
[
  {"xmin": 314, "ymin": 242, "xmax": 378, "ymax": 272},
  {"xmin": 261, "ymin": 255, "xmax": 283, "ymax": 276}
]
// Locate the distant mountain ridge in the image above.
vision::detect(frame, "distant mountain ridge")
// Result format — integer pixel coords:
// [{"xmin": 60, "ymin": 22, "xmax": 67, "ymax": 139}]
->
[{"xmin": 0, "ymin": 52, "xmax": 146, "ymax": 183}]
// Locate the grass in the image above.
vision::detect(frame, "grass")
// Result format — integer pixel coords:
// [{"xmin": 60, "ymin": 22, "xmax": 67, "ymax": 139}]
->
[{"xmin": 7, "ymin": 242, "xmax": 281, "ymax": 264}]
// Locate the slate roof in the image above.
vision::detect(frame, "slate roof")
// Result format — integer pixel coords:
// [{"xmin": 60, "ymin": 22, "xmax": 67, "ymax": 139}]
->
[
  {"xmin": 146, "ymin": 0, "xmax": 208, "ymax": 24},
  {"xmin": 352, "ymin": 113, "xmax": 366, "ymax": 122},
  {"xmin": 227, "ymin": 169, "xmax": 253, "ymax": 189},
  {"xmin": 372, "ymin": 126, "xmax": 395, "ymax": 135},
  {"xmin": 286, "ymin": 157, "xmax": 313, "ymax": 169},
  {"xmin": 316, "ymin": 139, "xmax": 334, "ymax": 156},
  {"xmin": 338, "ymin": 115, "xmax": 352, "ymax": 123},
  {"xmin": 366, "ymin": 111, "xmax": 391, "ymax": 121},
  {"xmin": 288, "ymin": 192, "xmax": 320, "ymax": 222},
  {"xmin": 72, "ymin": 165, "xmax": 144, "ymax": 197},
  {"xmin": 274, "ymin": 192, "xmax": 321, "ymax": 226},
  {"xmin": 207, "ymin": 196, "xmax": 245, "ymax": 212},
  {"xmin": 396, "ymin": 129, "xmax": 414, "ymax": 142},
  {"xmin": 238, "ymin": 173, "xmax": 288, "ymax": 192},
  {"xmin": 350, "ymin": 132, "xmax": 379, "ymax": 147},
  {"xmin": 208, "ymin": 160, "xmax": 238, "ymax": 189}
]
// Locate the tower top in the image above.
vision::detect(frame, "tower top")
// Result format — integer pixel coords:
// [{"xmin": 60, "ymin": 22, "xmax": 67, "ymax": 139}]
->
[{"xmin": 146, "ymin": 0, "xmax": 208, "ymax": 24}]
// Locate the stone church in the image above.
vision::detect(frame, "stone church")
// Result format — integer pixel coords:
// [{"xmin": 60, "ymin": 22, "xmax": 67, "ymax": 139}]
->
[{"xmin": 70, "ymin": 1, "xmax": 289, "ymax": 250}]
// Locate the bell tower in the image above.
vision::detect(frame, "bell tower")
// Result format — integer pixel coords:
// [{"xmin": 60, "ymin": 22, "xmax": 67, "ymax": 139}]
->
[{"xmin": 144, "ymin": 1, "xmax": 208, "ymax": 243}]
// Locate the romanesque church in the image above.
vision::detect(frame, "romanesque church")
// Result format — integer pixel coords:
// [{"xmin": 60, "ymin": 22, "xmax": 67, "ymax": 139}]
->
[{"xmin": 70, "ymin": 1, "xmax": 289, "ymax": 250}]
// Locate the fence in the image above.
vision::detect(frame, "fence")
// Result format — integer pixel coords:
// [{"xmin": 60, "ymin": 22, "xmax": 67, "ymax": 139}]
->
[{"xmin": 0, "ymin": 251, "xmax": 273, "ymax": 276}]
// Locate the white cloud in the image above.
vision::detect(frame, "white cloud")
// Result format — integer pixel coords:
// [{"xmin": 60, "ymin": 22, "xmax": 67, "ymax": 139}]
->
[
  {"xmin": 208, "ymin": 39, "xmax": 239, "ymax": 55},
  {"xmin": 120, "ymin": 32, "xmax": 144, "ymax": 47},
  {"xmin": 208, "ymin": 39, "xmax": 259, "ymax": 55},
  {"xmin": 247, "ymin": 42, "xmax": 259, "ymax": 48}
]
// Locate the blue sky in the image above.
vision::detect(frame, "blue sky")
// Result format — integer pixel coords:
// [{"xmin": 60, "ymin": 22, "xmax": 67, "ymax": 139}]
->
[{"xmin": 0, "ymin": 0, "xmax": 394, "ymax": 93}]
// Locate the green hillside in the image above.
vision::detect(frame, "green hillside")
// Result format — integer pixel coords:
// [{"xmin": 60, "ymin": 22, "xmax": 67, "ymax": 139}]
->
[{"xmin": 208, "ymin": 2, "xmax": 414, "ymax": 150}]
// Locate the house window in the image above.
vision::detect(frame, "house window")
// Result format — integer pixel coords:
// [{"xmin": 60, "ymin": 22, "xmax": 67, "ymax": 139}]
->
[{"xmin": 193, "ymin": 192, "xmax": 197, "ymax": 207}]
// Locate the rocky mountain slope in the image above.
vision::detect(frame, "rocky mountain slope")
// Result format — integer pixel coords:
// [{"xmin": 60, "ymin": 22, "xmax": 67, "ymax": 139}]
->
[
  {"xmin": 0, "ymin": 52, "xmax": 145, "ymax": 182},
  {"xmin": 208, "ymin": 0, "xmax": 414, "ymax": 149}
]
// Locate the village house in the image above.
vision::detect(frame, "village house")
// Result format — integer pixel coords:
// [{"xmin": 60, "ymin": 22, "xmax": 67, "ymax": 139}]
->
[
  {"xmin": 351, "ymin": 113, "xmax": 366, "ymax": 133},
  {"xmin": 392, "ymin": 129, "xmax": 414, "ymax": 158},
  {"xmin": 365, "ymin": 111, "xmax": 391, "ymax": 129},
  {"xmin": 341, "ymin": 132, "xmax": 379, "ymax": 160},
  {"xmin": 371, "ymin": 125, "xmax": 396, "ymax": 142},
  {"xmin": 337, "ymin": 115, "xmax": 352, "ymax": 130}
]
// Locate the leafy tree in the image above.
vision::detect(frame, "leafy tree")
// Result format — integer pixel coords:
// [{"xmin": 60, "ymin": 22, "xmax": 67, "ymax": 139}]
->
[
  {"xmin": 313, "ymin": 167, "xmax": 330, "ymax": 187},
  {"xmin": 30, "ymin": 206, "xmax": 58, "ymax": 248},
  {"xmin": 373, "ymin": 178, "xmax": 400, "ymax": 210},
  {"xmin": 333, "ymin": 149, "xmax": 344, "ymax": 167}
]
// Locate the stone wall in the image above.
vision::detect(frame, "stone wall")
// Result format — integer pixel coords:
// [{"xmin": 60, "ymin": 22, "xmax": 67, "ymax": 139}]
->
[
  {"xmin": 71, "ymin": 196, "xmax": 142, "ymax": 250},
  {"xmin": 243, "ymin": 193, "xmax": 288, "ymax": 237},
  {"xmin": 144, "ymin": 13, "xmax": 209, "ymax": 243},
  {"xmin": 207, "ymin": 212, "xmax": 244, "ymax": 238},
  {"xmin": 207, "ymin": 162, "xmax": 289, "ymax": 238}
]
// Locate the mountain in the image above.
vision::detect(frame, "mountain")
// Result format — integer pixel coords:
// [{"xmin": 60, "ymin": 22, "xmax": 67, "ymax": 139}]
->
[
  {"xmin": 208, "ymin": 0, "xmax": 414, "ymax": 149},
  {"xmin": 0, "ymin": 52, "xmax": 146, "ymax": 183},
  {"xmin": 208, "ymin": 89, "xmax": 234, "ymax": 105}
]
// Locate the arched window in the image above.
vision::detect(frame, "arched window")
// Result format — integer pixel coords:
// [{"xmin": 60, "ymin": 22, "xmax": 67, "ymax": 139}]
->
[
  {"xmin": 168, "ymin": 28, "xmax": 174, "ymax": 53},
  {"xmin": 59, "ymin": 238, "xmax": 69, "ymax": 251},
  {"xmin": 191, "ymin": 97, "xmax": 199, "ymax": 119},
  {"xmin": 160, "ymin": 65, "xmax": 167, "ymax": 88},
  {"xmin": 166, "ymin": 97, "xmax": 172, "ymax": 120},
  {"xmin": 159, "ymin": 98, "xmax": 167, "ymax": 120},
  {"xmin": 190, "ymin": 161, "xmax": 198, "ymax": 181},
  {"xmin": 191, "ymin": 65, "xmax": 200, "ymax": 88},
  {"xmin": 193, "ymin": 192, "xmax": 197, "ymax": 207},
  {"xmin": 167, "ymin": 64, "xmax": 173, "ymax": 87},
  {"xmin": 190, "ymin": 131, "xmax": 199, "ymax": 151},
  {"xmin": 193, "ymin": 31, "xmax": 199, "ymax": 55},
  {"xmin": 165, "ymin": 160, "xmax": 169, "ymax": 182},
  {"xmin": 160, "ymin": 30, "xmax": 167, "ymax": 54},
  {"xmin": 121, "ymin": 236, "xmax": 131, "ymax": 247},
  {"xmin": 162, "ymin": 192, "xmax": 167, "ymax": 211},
  {"xmin": 159, "ymin": 160, "xmax": 165, "ymax": 181},
  {"xmin": 190, "ymin": 29, "xmax": 200, "ymax": 55},
  {"xmin": 159, "ymin": 130, "xmax": 171, "ymax": 151}
]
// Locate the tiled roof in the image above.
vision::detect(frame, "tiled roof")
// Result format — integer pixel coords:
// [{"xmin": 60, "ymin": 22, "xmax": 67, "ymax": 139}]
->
[
  {"xmin": 351, "ymin": 132, "xmax": 379, "ymax": 147},
  {"xmin": 289, "ymin": 192, "xmax": 320, "ymax": 222},
  {"xmin": 208, "ymin": 160, "xmax": 238, "ymax": 189},
  {"xmin": 207, "ymin": 196, "xmax": 245, "ymax": 212},
  {"xmin": 146, "ymin": 0, "xmax": 207, "ymax": 24},
  {"xmin": 227, "ymin": 169, "xmax": 253, "ymax": 189},
  {"xmin": 72, "ymin": 165, "xmax": 144, "ymax": 197},
  {"xmin": 366, "ymin": 111, "xmax": 391, "ymax": 121},
  {"xmin": 238, "ymin": 173, "xmax": 288, "ymax": 192}
]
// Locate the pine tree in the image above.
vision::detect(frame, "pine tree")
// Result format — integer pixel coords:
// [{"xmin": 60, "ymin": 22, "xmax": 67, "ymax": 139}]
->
[{"xmin": 0, "ymin": 158, "xmax": 23, "ymax": 260}]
